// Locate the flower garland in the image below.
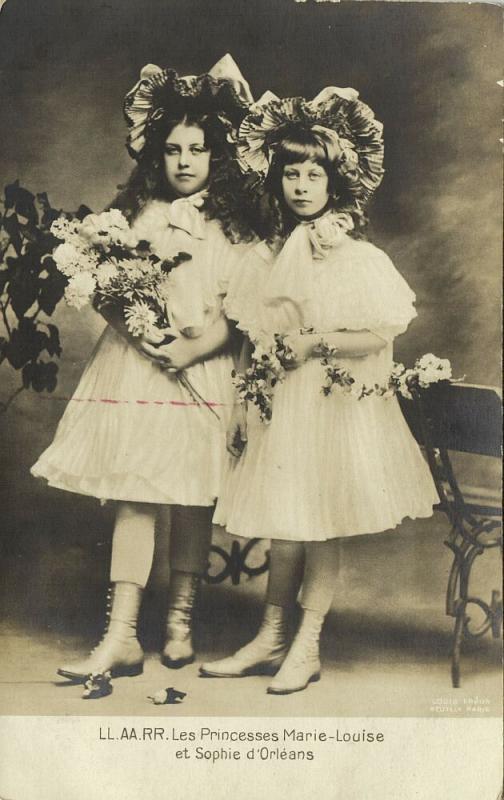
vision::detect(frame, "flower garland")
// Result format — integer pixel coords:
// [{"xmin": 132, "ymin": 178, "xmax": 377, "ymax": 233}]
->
[
  {"xmin": 232, "ymin": 334, "xmax": 296, "ymax": 422},
  {"xmin": 319, "ymin": 345, "xmax": 453, "ymax": 399},
  {"xmin": 233, "ymin": 333, "xmax": 454, "ymax": 424}
]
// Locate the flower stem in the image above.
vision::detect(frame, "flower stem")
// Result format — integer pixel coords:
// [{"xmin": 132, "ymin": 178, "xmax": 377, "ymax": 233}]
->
[
  {"xmin": 0, "ymin": 298, "xmax": 12, "ymax": 336},
  {"xmin": 178, "ymin": 371, "xmax": 221, "ymax": 421},
  {"xmin": 0, "ymin": 384, "xmax": 24, "ymax": 415}
]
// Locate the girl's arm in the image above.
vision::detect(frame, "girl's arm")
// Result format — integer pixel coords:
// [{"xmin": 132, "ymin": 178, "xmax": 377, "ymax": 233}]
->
[
  {"xmin": 140, "ymin": 315, "xmax": 232, "ymax": 371},
  {"xmin": 236, "ymin": 334, "xmax": 253, "ymax": 371},
  {"xmin": 285, "ymin": 329, "xmax": 387, "ymax": 364},
  {"xmin": 227, "ymin": 335, "xmax": 252, "ymax": 457}
]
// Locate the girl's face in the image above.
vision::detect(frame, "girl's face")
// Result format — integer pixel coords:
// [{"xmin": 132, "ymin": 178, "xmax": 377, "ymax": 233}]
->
[
  {"xmin": 163, "ymin": 123, "xmax": 211, "ymax": 196},
  {"xmin": 281, "ymin": 159, "xmax": 330, "ymax": 217}
]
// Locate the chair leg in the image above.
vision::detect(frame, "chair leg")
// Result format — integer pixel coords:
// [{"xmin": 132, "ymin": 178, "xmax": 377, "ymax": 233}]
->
[{"xmin": 450, "ymin": 601, "xmax": 466, "ymax": 689}]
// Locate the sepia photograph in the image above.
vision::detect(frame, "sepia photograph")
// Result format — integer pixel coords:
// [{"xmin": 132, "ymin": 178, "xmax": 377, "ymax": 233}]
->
[{"xmin": 0, "ymin": 0, "xmax": 502, "ymax": 796}]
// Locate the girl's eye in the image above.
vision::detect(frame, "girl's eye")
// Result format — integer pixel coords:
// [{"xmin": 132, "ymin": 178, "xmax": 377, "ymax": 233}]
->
[
  {"xmin": 191, "ymin": 146, "xmax": 208, "ymax": 155},
  {"xmin": 164, "ymin": 148, "xmax": 179, "ymax": 156},
  {"xmin": 309, "ymin": 172, "xmax": 324, "ymax": 180},
  {"xmin": 284, "ymin": 171, "xmax": 297, "ymax": 180}
]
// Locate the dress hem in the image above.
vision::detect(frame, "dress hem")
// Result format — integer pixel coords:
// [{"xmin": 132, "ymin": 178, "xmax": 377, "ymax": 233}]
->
[
  {"xmin": 213, "ymin": 507, "xmax": 437, "ymax": 542},
  {"xmin": 31, "ymin": 469, "xmax": 218, "ymax": 507}
]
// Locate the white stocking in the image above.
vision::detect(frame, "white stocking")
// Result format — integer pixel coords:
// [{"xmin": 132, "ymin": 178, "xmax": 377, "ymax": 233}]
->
[
  {"xmin": 110, "ymin": 501, "xmax": 156, "ymax": 588},
  {"xmin": 300, "ymin": 539, "xmax": 341, "ymax": 615}
]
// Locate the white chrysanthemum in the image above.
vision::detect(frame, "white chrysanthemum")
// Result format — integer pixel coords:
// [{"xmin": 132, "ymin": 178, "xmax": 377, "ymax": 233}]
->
[
  {"xmin": 106, "ymin": 208, "xmax": 130, "ymax": 229},
  {"xmin": 124, "ymin": 301, "xmax": 158, "ymax": 337},
  {"xmin": 51, "ymin": 217, "xmax": 82, "ymax": 243},
  {"xmin": 416, "ymin": 353, "xmax": 436, "ymax": 369},
  {"xmin": 416, "ymin": 354, "xmax": 452, "ymax": 386},
  {"xmin": 115, "ymin": 228, "xmax": 140, "ymax": 249},
  {"xmin": 79, "ymin": 209, "xmax": 138, "ymax": 248},
  {"xmin": 53, "ymin": 242, "xmax": 91, "ymax": 277},
  {"xmin": 95, "ymin": 262, "xmax": 119, "ymax": 287},
  {"xmin": 124, "ymin": 257, "xmax": 157, "ymax": 277},
  {"xmin": 64, "ymin": 272, "xmax": 96, "ymax": 310},
  {"xmin": 125, "ymin": 265, "xmax": 146, "ymax": 283}
]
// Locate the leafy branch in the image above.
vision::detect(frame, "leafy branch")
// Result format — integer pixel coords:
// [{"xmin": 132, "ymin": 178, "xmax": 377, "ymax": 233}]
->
[{"xmin": 0, "ymin": 180, "xmax": 90, "ymax": 414}]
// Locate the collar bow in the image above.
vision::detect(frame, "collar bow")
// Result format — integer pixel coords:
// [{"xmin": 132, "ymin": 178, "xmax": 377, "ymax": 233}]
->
[{"xmin": 167, "ymin": 191, "xmax": 208, "ymax": 239}]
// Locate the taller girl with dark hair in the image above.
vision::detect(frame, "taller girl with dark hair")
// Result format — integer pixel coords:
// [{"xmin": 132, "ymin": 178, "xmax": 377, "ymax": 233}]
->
[
  {"xmin": 31, "ymin": 55, "xmax": 255, "ymax": 680},
  {"xmin": 201, "ymin": 88, "xmax": 438, "ymax": 693}
]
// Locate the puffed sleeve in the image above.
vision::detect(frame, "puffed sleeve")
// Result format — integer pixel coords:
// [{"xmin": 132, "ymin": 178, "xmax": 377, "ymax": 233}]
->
[
  {"xmin": 318, "ymin": 238, "xmax": 417, "ymax": 341},
  {"xmin": 223, "ymin": 241, "xmax": 274, "ymax": 339}
]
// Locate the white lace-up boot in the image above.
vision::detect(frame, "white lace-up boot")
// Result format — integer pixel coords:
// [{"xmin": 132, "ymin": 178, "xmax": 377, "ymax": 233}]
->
[
  {"xmin": 57, "ymin": 582, "xmax": 144, "ymax": 682},
  {"xmin": 266, "ymin": 608, "xmax": 324, "ymax": 694},
  {"xmin": 199, "ymin": 603, "xmax": 289, "ymax": 678},
  {"xmin": 161, "ymin": 571, "xmax": 200, "ymax": 669}
]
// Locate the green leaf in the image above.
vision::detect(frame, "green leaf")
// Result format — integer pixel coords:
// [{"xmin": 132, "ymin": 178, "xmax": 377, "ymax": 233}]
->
[
  {"xmin": 0, "ymin": 262, "xmax": 14, "ymax": 294},
  {"xmin": 7, "ymin": 253, "xmax": 40, "ymax": 318},
  {"xmin": 4, "ymin": 318, "xmax": 47, "ymax": 369},
  {"xmin": 22, "ymin": 359, "xmax": 58, "ymax": 393},
  {"xmin": 38, "ymin": 268, "xmax": 67, "ymax": 316},
  {"xmin": 3, "ymin": 180, "xmax": 21, "ymax": 209},
  {"xmin": 1, "ymin": 213, "xmax": 23, "ymax": 256},
  {"xmin": 44, "ymin": 324, "xmax": 62, "ymax": 357},
  {"xmin": 76, "ymin": 204, "xmax": 93, "ymax": 221},
  {"xmin": 36, "ymin": 193, "xmax": 60, "ymax": 229},
  {"xmin": 4, "ymin": 182, "xmax": 37, "ymax": 225}
]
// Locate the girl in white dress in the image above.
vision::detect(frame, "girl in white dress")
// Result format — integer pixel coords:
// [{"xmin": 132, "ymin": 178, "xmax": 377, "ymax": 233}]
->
[
  {"xmin": 31, "ymin": 55, "xmax": 255, "ymax": 680},
  {"xmin": 201, "ymin": 88, "xmax": 438, "ymax": 693}
]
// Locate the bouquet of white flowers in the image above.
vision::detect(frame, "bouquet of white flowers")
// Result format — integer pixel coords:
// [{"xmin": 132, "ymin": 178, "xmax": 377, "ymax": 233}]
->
[
  {"xmin": 51, "ymin": 209, "xmax": 191, "ymax": 332},
  {"xmin": 389, "ymin": 354, "xmax": 453, "ymax": 400},
  {"xmin": 51, "ymin": 209, "xmax": 217, "ymax": 416}
]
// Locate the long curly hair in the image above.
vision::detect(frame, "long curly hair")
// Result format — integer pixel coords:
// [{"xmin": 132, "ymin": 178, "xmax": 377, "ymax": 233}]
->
[
  {"xmin": 257, "ymin": 124, "xmax": 369, "ymax": 246},
  {"xmin": 109, "ymin": 113, "xmax": 257, "ymax": 243}
]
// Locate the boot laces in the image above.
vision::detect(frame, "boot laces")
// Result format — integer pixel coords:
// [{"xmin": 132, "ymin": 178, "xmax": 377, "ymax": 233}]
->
[
  {"xmin": 166, "ymin": 607, "xmax": 192, "ymax": 641},
  {"xmin": 89, "ymin": 588, "xmax": 113, "ymax": 655},
  {"xmin": 288, "ymin": 627, "xmax": 320, "ymax": 667},
  {"xmin": 165, "ymin": 575, "xmax": 199, "ymax": 639}
]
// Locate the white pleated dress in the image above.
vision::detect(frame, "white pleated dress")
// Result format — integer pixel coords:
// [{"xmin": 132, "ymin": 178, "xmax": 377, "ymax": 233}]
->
[
  {"xmin": 31, "ymin": 198, "xmax": 244, "ymax": 506},
  {"xmin": 214, "ymin": 214, "xmax": 438, "ymax": 541}
]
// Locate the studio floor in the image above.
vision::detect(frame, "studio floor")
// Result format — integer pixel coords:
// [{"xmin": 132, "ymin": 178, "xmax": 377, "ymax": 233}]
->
[{"xmin": 0, "ymin": 508, "xmax": 501, "ymax": 719}]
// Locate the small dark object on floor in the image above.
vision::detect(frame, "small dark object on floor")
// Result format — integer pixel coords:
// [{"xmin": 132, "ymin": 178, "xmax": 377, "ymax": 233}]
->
[
  {"xmin": 82, "ymin": 671, "xmax": 113, "ymax": 700},
  {"xmin": 148, "ymin": 687, "xmax": 187, "ymax": 705}
]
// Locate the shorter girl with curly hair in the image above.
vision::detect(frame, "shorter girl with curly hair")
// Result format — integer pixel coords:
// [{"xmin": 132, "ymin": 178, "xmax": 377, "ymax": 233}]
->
[{"xmin": 201, "ymin": 88, "xmax": 438, "ymax": 694}]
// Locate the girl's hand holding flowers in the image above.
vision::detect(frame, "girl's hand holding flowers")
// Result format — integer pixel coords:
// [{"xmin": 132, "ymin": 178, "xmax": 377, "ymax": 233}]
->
[
  {"xmin": 141, "ymin": 328, "xmax": 201, "ymax": 372},
  {"xmin": 227, "ymin": 402, "xmax": 248, "ymax": 457},
  {"xmin": 282, "ymin": 331, "xmax": 314, "ymax": 368}
]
